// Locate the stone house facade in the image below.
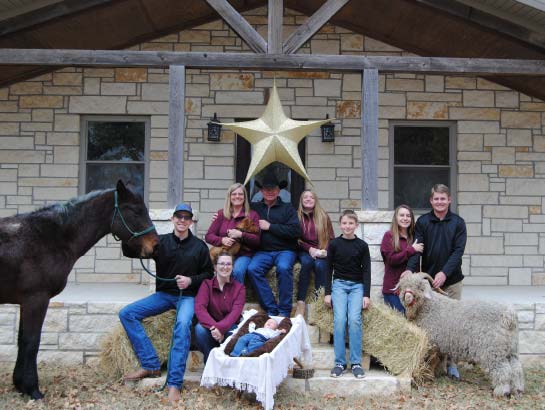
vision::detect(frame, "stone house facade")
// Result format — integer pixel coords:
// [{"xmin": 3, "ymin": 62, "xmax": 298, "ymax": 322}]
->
[{"xmin": 0, "ymin": 6, "xmax": 544, "ymax": 291}]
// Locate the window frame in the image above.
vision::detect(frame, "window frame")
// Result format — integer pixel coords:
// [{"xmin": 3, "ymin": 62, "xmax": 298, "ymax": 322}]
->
[
  {"xmin": 79, "ymin": 115, "xmax": 151, "ymax": 202},
  {"xmin": 388, "ymin": 120, "xmax": 457, "ymax": 213}
]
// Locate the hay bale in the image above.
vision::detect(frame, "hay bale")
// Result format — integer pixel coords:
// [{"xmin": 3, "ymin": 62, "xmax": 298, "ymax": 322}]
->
[
  {"xmin": 99, "ymin": 310, "xmax": 176, "ymax": 379},
  {"xmin": 245, "ymin": 262, "xmax": 315, "ymax": 304},
  {"xmin": 308, "ymin": 288, "xmax": 432, "ymax": 384}
]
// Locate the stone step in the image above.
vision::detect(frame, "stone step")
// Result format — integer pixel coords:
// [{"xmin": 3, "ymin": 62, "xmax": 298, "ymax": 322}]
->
[
  {"xmin": 130, "ymin": 368, "xmax": 410, "ymax": 398},
  {"xmin": 282, "ymin": 369, "xmax": 410, "ymax": 396},
  {"xmin": 310, "ymin": 344, "xmax": 371, "ymax": 370},
  {"xmin": 184, "ymin": 345, "xmax": 370, "ymax": 372}
]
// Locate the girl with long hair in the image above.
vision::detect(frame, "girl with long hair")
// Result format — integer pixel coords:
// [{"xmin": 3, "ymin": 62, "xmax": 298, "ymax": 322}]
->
[
  {"xmin": 380, "ymin": 204, "xmax": 424, "ymax": 313},
  {"xmin": 295, "ymin": 190, "xmax": 334, "ymax": 316}
]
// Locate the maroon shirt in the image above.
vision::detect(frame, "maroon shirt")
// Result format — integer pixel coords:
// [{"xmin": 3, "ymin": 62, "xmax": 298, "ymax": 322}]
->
[
  {"xmin": 380, "ymin": 230, "xmax": 417, "ymax": 294},
  {"xmin": 194, "ymin": 276, "xmax": 246, "ymax": 335},
  {"xmin": 205, "ymin": 209, "xmax": 260, "ymax": 256},
  {"xmin": 298, "ymin": 211, "xmax": 334, "ymax": 252}
]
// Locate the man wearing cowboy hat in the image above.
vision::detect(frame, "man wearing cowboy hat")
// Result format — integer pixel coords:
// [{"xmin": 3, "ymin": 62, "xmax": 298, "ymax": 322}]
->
[{"xmin": 247, "ymin": 172, "xmax": 301, "ymax": 317}]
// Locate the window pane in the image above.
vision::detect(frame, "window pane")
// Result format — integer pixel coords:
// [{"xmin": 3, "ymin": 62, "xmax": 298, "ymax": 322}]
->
[
  {"xmin": 394, "ymin": 127, "xmax": 449, "ymax": 165},
  {"xmin": 394, "ymin": 167, "xmax": 450, "ymax": 209},
  {"xmin": 86, "ymin": 163, "xmax": 144, "ymax": 196},
  {"xmin": 87, "ymin": 121, "xmax": 145, "ymax": 161}
]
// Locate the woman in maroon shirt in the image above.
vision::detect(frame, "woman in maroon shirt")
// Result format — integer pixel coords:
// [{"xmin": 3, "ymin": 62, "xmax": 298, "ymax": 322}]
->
[
  {"xmin": 205, "ymin": 183, "xmax": 260, "ymax": 284},
  {"xmin": 295, "ymin": 190, "xmax": 334, "ymax": 317},
  {"xmin": 380, "ymin": 205, "xmax": 424, "ymax": 314},
  {"xmin": 194, "ymin": 252, "xmax": 245, "ymax": 363}
]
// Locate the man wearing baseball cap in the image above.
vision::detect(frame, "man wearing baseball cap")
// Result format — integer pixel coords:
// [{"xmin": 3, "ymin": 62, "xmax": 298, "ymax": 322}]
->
[{"xmin": 119, "ymin": 202, "xmax": 213, "ymax": 402}]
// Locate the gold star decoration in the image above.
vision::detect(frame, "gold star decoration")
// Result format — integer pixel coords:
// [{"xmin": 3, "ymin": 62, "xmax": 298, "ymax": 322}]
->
[{"xmin": 220, "ymin": 81, "xmax": 332, "ymax": 185}]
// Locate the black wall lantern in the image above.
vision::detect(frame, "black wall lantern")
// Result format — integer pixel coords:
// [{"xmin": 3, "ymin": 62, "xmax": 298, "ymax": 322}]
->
[
  {"xmin": 207, "ymin": 112, "xmax": 222, "ymax": 142},
  {"xmin": 321, "ymin": 114, "xmax": 335, "ymax": 142}
]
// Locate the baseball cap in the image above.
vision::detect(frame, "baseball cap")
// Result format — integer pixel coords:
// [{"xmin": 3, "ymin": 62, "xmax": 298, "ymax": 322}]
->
[{"xmin": 173, "ymin": 203, "xmax": 193, "ymax": 217}]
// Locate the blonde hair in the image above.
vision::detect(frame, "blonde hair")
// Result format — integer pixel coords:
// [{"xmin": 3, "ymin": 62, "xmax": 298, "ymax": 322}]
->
[
  {"xmin": 390, "ymin": 204, "xmax": 416, "ymax": 252},
  {"xmin": 430, "ymin": 184, "xmax": 450, "ymax": 198},
  {"xmin": 297, "ymin": 190, "xmax": 332, "ymax": 249},
  {"xmin": 223, "ymin": 183, "xmax": 250, "ymax": 219}
]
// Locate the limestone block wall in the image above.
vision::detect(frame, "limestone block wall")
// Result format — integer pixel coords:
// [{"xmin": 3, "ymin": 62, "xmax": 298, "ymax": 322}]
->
[{"xmin": 0, "ymin": 6, "xmax": 543, "ymax": 286}]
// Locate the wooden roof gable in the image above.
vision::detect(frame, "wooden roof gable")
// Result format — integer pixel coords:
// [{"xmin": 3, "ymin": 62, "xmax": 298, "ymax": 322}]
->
[{"xmin": 1, "ymin": 0, "xmax": 545, "ymax": 100}]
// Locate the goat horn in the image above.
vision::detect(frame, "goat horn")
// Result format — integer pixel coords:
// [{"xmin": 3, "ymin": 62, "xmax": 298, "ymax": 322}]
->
[
  {"xmin": 435, "ymin": 287, "xmax": 448, "ymax": 296},
  {"xmin": 417, "ymin": 272, "xmax": 449, "ymax": 295},
  {"xmin": 416, "ymin": 272, "xmax": 434, "ymax": 283}
]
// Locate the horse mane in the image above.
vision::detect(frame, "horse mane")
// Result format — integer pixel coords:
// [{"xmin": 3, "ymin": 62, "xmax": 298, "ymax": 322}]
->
[{"xmin": 18, "ymin": 189, "xmax": 113, "ymax": 226}]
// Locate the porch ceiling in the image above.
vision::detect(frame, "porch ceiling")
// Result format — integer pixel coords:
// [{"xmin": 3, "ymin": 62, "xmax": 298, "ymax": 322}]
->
[{"xmin": 1, "ymin": 0, "xmax": 545, "ymax": 100}]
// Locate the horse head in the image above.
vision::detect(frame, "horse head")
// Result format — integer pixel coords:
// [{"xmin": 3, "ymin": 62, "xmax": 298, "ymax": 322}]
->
[{"xmin": 112, "ymin": 180, "xmax": 159, "ymax": 258}]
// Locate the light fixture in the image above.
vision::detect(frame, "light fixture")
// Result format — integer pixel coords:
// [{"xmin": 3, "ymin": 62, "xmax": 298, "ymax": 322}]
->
[
  {"xmin": 207, "ymin": 112, "xmax": 222, "ymax": 142},
  {"xmin": 321, "ymin": 114, "xmax": 335, "ymax": 142}
]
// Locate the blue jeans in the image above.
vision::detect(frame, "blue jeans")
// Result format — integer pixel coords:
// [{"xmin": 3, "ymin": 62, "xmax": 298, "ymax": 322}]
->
[
  {"xmin": 383, "ymin": 293, "xmax": 405, "ymax": 315},
  {"xmin": 332, "ymin": 279, "xmax": 364, "ymax": 366},
  {"xmin": 232, "ymin": 255, "xmax": 251, "ymax": 284},
  {"xmin": 247, "ymin": 250, "xmax": 296, "ymax": 317},
  {"xmin": 194, "ymin": 322, "xmax": 237, "ymax": 363},
  {"xmin": 297, "ymin": 252, "xmax": 328, "ymax": 301},
  {"xmin": 119, "ymin": 291, "xmax": 194, "ymax": 389},
  {"xmin": 230, "ymin": 333, "xmax": 268, "ymax": 357}
]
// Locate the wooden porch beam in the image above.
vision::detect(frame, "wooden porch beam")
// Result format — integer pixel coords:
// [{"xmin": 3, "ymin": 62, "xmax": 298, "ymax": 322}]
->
[
  {"xmin": 1, "ymin": 49, "xmax": 545, "ymax": 75},
  {"xmin": 205, "ymin": 0, "xmax": 267, "ymax": 53},
  {"xmin": 283, "ymin": 0, "xmax": 350, "ymax": 54},
  {"xmin": 268, "ymin": 0, "xmax": 283, "ymax": 54},
  {"xmin": 0, "ymin": 0, "xmax": 114, "ymax": 37},
  {"xmin": 361, "ymin": 68, "xmax": 378, "ymax": 210},
  {"xmin": 167, "ymin": 65, "xmax": 185, "ymax": 206}
]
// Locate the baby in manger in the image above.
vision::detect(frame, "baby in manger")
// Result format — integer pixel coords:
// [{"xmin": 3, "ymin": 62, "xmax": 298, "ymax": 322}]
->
[{"xmin": 230, "ymin": 318, "xmax": 287, "ymax": 357}]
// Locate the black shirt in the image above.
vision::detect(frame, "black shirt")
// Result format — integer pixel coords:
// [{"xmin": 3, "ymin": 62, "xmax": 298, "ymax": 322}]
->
[
  {"xmin": 154, "ymin": 230, "xmax": 213, "ymax": 296},
  {"xmin": 325, "ymin": 235, "xmax": 371, "ymax": 297},
  {"xmin": 406, "ymin": 209, "xmax": 467, "ymax": 287},
  {"xmin": 251, "ymin": 198, "xmax": 301, "ymax": 251}
]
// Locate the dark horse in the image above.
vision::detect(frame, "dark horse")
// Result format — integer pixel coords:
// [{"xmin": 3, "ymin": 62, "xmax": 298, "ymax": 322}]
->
[{"xmin": 0, "ymin": 180, "xmax": 159, "ymax": 399}]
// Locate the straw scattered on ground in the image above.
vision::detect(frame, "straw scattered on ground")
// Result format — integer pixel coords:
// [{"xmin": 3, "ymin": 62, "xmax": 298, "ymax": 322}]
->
[{"xmin": 1, "ymin": 361, "xmax": 544, "ymax": 410}]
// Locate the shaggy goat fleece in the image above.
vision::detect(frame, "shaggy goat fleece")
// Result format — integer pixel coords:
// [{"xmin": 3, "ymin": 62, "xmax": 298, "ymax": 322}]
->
[
  {"xmin": 308, "ymin": 288, "xmax": 431, "ymax": 383},
  {"xmin": 397, "ymin": 274, "xmax": 525, "ymax": 397}
]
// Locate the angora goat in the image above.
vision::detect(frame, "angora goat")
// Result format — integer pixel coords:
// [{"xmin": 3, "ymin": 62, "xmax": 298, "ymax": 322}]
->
[{"xmin": 396, "ymin": 273, "xmax": 524, "ymax": 397}]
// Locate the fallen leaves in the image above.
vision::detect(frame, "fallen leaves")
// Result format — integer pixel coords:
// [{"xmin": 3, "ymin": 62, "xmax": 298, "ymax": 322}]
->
[{"xmin": 1, "ymin": 363, "xmax": 544, "ymax": 410}]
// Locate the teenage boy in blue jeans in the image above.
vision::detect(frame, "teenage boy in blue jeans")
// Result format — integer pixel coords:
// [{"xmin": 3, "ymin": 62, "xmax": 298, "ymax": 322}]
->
[{"xmin": 324, "ymin": 210, "xmax": 371, "ymax": 379}]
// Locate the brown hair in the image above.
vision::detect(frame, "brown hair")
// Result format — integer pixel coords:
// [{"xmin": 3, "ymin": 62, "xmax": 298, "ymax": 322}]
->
[
  {"xmin": 223, "ymin": 183, "xmax": 250, "ymax": 219},
  {"xmin": 339, "ymin": 209, "xmax": 358, "ymax": 223},
  {"xmin": 297, "ymin": 190, "xmax": 333, "ymax": 249},
  {"xmin": 390, "ymin": 204, "xmax": 416, "ymax": 252},
  {"xmin": 430, "ymin": 184, "xmax": 450, "ymax": 198},
  {"xmin": 214, "ymin": 251, "xmax": 234, "ymax": 266}
]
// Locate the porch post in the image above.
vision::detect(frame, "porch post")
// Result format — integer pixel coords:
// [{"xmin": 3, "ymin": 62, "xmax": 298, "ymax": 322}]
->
[
  {"xmin": 361, "ymin": 68, "xmax": 379, "ymax": 210},
  {"xmin": 167, "ymin": 65, "xmax": 185, "ymax": 207}
]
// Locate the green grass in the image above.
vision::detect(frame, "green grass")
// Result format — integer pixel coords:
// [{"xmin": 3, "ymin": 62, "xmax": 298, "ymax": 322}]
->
[{"xmin": 1, "ymin": 363, "xmax": 543, "ymax": 410}]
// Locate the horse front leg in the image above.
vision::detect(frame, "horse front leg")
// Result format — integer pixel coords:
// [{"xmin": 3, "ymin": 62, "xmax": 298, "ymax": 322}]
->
[
  {"xmin": 14, "ymin": 296, "xmax": 49, "ymax": 400},
  {"xmin": 13, "ymin": 313, "xmax": 25, "ymax": 393}
]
